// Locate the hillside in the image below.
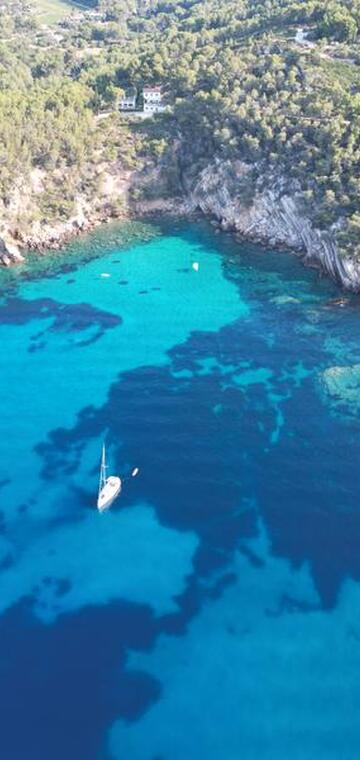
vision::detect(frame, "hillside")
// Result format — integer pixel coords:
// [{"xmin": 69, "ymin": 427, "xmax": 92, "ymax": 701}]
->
[{"xmin": 1, "ymin": 0, "xmax": 360, "ymax": 286}]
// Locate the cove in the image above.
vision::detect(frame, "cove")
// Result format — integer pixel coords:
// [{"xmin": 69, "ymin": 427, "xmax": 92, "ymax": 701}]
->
[{"xmin": 1, "ymin": 218, "xmax": 360, "ymax": 760}]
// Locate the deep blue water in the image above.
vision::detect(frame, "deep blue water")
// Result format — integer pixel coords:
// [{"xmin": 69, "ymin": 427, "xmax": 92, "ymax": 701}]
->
[{"xmin": 1, "ymin": 218, "xmax": 360, "ymax": 759}]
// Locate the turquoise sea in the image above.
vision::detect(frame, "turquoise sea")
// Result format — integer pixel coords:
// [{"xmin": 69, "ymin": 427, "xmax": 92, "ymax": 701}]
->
[{"xmin": 1, "ymin": 218, "xmax": 360, "ymax": 759}]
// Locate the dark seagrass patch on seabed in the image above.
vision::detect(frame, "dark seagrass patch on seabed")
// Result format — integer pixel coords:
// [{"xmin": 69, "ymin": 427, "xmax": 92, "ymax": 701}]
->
[
  {"xmin": 0, "ymin": 296, "xmax": 122, "ymax": 350},
  {"xmin": 33, "ymin": 297, "xmax": 360, "ymax": 610},
  {"xmin": 0, "ymin": 598, "xmax": 162, "ymax": 760}
]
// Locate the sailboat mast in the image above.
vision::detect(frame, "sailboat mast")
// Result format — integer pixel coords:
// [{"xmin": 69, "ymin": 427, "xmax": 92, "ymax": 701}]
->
[{"xmin": 99, "ymin": 443, "xmax": 107, "ymax": 495}]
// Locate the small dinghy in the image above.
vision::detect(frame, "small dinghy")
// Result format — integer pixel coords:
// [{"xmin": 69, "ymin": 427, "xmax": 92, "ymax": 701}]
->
[{"xmin": 97, "ymin": 444, "xmax": 121, "ymax": 512}]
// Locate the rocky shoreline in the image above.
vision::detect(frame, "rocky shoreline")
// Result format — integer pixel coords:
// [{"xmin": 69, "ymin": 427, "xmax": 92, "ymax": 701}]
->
[
  {"xmin": 1, "ymin": 158, "xmax": 359, "ymax": 294},
  {"xmin": 185, "ymin": 160, "xmax": 360, "ymax": 293},
  {"xmin": 0, "ymin": 194, "xmax": 186, "ymax": 267}
]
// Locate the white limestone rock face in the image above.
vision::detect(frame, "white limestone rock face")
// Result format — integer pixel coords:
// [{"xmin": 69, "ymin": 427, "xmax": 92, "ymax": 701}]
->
[
  {"xmin": 187, "ymin": 160, "xmax": 360, "ymax": 292},
  {"xmin": 0, "ymin": 237, "xmax": 24, "ymax": 266},
  {"xmin": 0, "ymin": 161, "xmax": 135, "ymax": 261}
]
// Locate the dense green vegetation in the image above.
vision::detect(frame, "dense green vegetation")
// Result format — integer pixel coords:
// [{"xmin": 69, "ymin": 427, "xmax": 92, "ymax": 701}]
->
[{"xmin": 1, "ymin": 0, "xmax": 360, "ymax": 256}]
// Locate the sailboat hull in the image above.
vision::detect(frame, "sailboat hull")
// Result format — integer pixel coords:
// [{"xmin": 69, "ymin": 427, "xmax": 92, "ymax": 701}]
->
[{"xmin": 97, "ymin": 476, "xmax": 122, "ymax": 512}]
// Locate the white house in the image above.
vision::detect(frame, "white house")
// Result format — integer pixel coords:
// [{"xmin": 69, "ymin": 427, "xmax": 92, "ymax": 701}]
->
[
  {"xmin": 143, "ymin": 86, "xmax": 166, "ymax": 113},
  {"xmin": 119, "ymin": 88, "xmax": 137, "ymax": 111}
]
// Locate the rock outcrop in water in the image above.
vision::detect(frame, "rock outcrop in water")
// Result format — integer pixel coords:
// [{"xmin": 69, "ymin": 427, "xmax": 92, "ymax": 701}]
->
[
  {"xmin": 321, "ymin": 364, "xmax": 360, "ymax": 415},
  {"xmin": 185, "ymin": 160, "xmax": 360, "ymax": 292}
]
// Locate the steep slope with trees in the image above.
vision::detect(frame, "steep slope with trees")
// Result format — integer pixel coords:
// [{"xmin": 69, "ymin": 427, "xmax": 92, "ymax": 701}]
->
[{"xmin": 1, "ymin": 0, "xmax": 360, "ymax": 286}]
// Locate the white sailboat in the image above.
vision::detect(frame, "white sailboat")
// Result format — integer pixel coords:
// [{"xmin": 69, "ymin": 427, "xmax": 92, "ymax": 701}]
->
[{"xmin": 97, "ymin": 443, "xmax": 121, "ymax": 512}]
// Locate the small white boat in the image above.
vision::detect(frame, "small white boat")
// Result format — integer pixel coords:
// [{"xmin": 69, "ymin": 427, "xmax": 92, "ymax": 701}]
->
[{"xmin": 97, "ymin": 444, "xmax": 121, "ymax": 512}]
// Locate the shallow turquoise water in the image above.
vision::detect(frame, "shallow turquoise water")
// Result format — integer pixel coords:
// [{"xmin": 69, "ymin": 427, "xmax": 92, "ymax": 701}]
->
[{"xmin": 1, "ymin": 218, "xmax": 360, "ymax": 759}]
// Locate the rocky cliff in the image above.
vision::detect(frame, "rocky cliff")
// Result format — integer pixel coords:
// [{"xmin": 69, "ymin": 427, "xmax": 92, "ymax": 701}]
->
[
  {"xmin": 2, "ymin": 155, "xmax": 360, "ymax": 293},
  {"xmin": 0, "ymin": 159, "xmax": 182, "ymax": 266},
  {"xmin": 0, "ymin": 161, "xmax": 137, "ymax": 264},
  {"xmin": 186, "ymin": 159, "xmax": 360, "ymax": 292}
]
